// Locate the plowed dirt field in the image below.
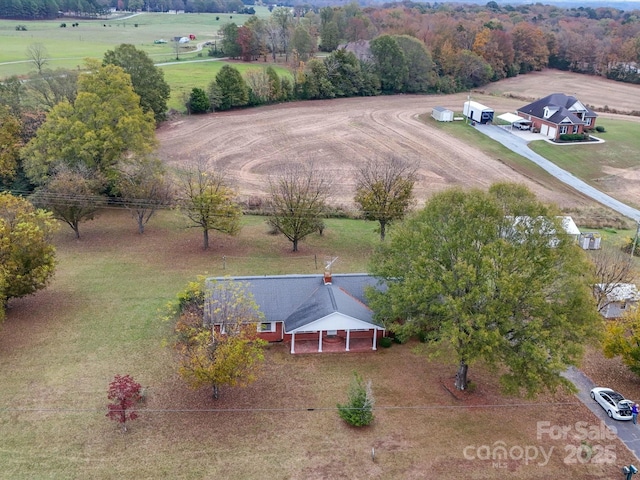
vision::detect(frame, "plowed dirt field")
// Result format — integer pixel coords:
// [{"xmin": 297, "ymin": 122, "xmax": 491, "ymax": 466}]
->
[{"xmin": 157, "ymin": 70, "xmax": 640, "ymax": 211}]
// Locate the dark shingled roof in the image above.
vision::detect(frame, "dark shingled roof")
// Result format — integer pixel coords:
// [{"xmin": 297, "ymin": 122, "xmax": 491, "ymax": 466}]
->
[
  {"xmin": 517, "ymin": 93, "xmax": 597, "ymax": 125},
  {"xmin": 205, "ymin": 274, "xmax": 386, "ymax": 332}
]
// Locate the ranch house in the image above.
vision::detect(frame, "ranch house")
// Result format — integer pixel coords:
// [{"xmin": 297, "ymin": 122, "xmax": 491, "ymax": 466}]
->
[
  {"xmin": 204, "ymin": 273, "xmax": 386, "ymax": 354},
  {"xmin": 516, "ymin": 93, "xmax": 598, "ymax": 140}
]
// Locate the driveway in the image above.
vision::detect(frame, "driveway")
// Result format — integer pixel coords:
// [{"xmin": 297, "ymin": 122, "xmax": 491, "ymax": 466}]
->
[
  {"xmin": 473, "ymin": 123, "xmax": 640, "ymax": 222},
  {"xmin": 563, "ymin": 367, "xmax": 640, "ymax": 460},
  {"xmin": 477, "ymin": 123, "xmax": 640, "ymax": 460}
]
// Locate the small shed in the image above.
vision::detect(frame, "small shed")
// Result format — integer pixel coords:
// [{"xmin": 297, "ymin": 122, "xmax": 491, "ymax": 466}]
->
[
  {"xmin": 579, "ymin": 232, "xmax": 602, "ymax": 250},
  {"xmin": 431, "ymin": 106, "xmax": 454, "ymax": 122}
]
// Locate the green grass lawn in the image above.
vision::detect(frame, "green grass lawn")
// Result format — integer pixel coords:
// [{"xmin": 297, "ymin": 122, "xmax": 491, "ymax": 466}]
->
[
  {"xmin": 162, "ymin": 61, "xmax": 292, "ymax": 111},
  {"xmin": 0, "ymin": 12, "xmax": 256, "ymax": 78},
  {"xmin": 2, "ymin": 209, "xmax": 634, "ymax": 479},
  {"xmin": 528, "ymin": 119, "xmax": 640, "ymax": 183},
  {"xmin": 421, "ymin": 113, "xmax": 595, "ymax": 201}
]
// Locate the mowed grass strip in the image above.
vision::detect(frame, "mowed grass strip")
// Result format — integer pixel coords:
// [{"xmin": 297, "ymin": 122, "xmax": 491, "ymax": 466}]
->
[
  {"xmin": 422, "ymin": 111, "xmax": 597, "ymax": 201},
  {"xmin": 0, "ymin": 208, "xmax": 635, "ymax": 478},
  {"xmin": 528, "ymin": 119, "xmax": 640, "ymax": 182}
]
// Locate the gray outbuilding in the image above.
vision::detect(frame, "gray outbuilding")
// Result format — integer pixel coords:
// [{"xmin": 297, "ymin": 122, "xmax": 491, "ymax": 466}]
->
[{"xmin": 431, "ymin": 106, "xmax": 454, "ymax": 122}]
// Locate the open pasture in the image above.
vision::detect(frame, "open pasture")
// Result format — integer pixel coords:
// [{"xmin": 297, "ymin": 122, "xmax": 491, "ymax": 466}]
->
[{"xmin": 0, "ymin": 12, "xmax": 256, "ymax": 78}]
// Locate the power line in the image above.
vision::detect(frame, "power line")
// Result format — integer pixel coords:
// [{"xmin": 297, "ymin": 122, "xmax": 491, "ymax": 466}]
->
[{"xmin": 0, "ymin": 402, "xmax": 581, "ymax": 414}]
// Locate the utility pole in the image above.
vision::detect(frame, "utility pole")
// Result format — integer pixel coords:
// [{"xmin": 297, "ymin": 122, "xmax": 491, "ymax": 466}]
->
[{"xmin": 631, "ymin": 221, "xmax": 640, "ymax": 258}]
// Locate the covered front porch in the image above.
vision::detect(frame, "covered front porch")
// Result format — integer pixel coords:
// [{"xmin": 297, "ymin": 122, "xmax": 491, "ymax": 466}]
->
[
  {"xmin": 289, "ymin": 334, "xmax": 378, "ymax": 354},
  {"xmin": 287, "ymin": 328, "xmax": 383, "ymax": 354}
]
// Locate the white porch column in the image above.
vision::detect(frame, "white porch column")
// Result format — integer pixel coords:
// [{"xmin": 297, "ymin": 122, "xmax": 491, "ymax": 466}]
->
[
  {"xmin": 318, "ymin": 330, "xmax": 323, "ymax": 352},
  {"xmin": 291, "ymin": 332, "xmax": 295, "ymax": 354},
  {"xmin": 346, "ymin": 330, "xmax": 350, "ymax": 352},
  {"xmin": 372, "ymin": 329, "xmax": 377, "ymax": 351}
]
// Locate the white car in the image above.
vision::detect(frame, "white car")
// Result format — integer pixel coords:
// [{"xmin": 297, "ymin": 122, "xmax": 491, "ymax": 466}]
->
[{"xmin": 590, "ymin": 387, "xmax": 634, "ymax": 420}]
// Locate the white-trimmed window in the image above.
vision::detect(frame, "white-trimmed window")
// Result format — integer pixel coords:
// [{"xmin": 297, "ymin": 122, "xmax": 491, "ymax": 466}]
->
[
  {"xmin": 258, "ymin": 322, "xmax": 275, "ymax": 333},
  {"xmin": 560, "ymin": 125, "xmax": 568, "ymax": 134},
  {"xmin": 572, "ymin": 125, "xmax": 579, "ymax": 134},
  {"xmin": 586, "ymin": 117, "xmax": 592, "ymax": 126}
]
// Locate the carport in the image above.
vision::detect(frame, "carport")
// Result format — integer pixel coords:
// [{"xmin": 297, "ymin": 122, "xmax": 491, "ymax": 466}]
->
[{"xmin": 497, "ymin": 112, "xmax": 531, "ymax": 130}]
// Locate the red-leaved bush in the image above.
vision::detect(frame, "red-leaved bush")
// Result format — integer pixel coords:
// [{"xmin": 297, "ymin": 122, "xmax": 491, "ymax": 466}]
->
[{"xmin": 106, "ymin": 374, "xmax": 142, "ymax": 432}]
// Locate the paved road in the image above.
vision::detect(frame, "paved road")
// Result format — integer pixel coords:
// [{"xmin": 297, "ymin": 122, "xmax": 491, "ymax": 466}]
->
[
  {"xmin": 474, "ymin": 123, "xmax": 640, "ymax": 222},
  {"xmin": 563, "ymin": 367, "xmax": 640, "ymax": 461}
]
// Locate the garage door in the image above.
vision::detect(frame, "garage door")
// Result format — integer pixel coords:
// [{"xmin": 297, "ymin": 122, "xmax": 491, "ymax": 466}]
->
[
  {"xmin": 548, "ymin": 127, "xmax": 557, "ymax": 139},
  {"xmin": 540, "ymin": 124, "xmax": 548, "ymax": 136}
]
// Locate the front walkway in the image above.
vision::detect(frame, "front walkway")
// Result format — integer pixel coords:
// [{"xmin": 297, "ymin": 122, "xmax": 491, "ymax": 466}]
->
[{"xmin": 290, "ymin": 336, "xmax": 376, "ymax": 354}]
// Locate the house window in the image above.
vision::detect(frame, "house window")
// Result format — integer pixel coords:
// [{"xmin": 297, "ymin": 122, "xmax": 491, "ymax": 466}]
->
[
  {"xmin": 586, "ymin": 118, "xmax": 592, "ymax": 126},
  {"xmin": 560, "ymin": 125, "xmax": 568, "ymax": 134},
  {"xmin": 572, "ymin": 125, "xmax": 579, "ymax": 134},
  {"xmin": 258, "ymin": 322, "xmax": 275, "ymax": 333}
]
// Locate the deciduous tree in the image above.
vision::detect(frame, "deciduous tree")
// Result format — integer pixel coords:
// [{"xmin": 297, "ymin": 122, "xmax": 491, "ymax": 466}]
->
[
  {"xmin": 354, "ymin": 156, "xmax": 416, "ymax": 241},
  {"xmin": 31, "ymin": 164, "xmax": 105, "ymax": 239},
  {"xmin": 26, "ymin": 68, "xmax": 79, "ymax": 110},
  {"xmin": 173, "ymin": 279, "xmax": 267, "ymax": 399},
  {"xmin": 0, "ymin": 192, "xmax": 57, "ymax": 311},
  {"xmin": 591, "ymin": 246, "xmax": 635, "ymax": 314},
  {"xmin": 393, "ymin": 35, "xmax": 434, "ymax": 93},
  {"xmin": 26, "ymin": 42, "xmax": 49, "ymax": 74},
  {"xmin": 368, "ymin": 183, "xmax": 601, "ymax": 396},
  {"xmin": 22, "ymin": 60, "xmax": 156, "ymax": 186},
  {"xmin": 0, "ymin": 106, "xmax": 22, "ymax": 184},
  {"xmin": 604, "ymin": 308, "xmax": 640, "ymax": 376},
  {"xmin": 267, "ymin": 164, "xmax": 330, "ymax": 252},
  {"xmin": 291, "ymin": 25, "xmax": 314, "ymax": 62},
  {"xmin": 178, "ymin": 160, "xmax": 242, "ymax": 250},
  {"xmin": 272, "ymin": 7, "xmax": 293, "ymax": 61},
  {"xmin": 103, "ymin": 44, "xmax": 171, "ymax": 124},
  {"xmin": 512, "ymin": 22, "xmax": 549, "ymax": 73},
  {"xmin": 370, "ymin": 34, "xmax": 407, "ymax": 93},
  {"xmin": 320, "ymin": 21, "xmax": 340, "ymax": 52},
  {"xmin": 113, "ymin": 156, "xmax": 174, "ymax": 234},
  {"xmin": 106, "ymin": 374, "xmax": 142, "ymax": 432},
  {"xmin": 220, "ymin": 22, "xmax": 242, "ymax": 58}
]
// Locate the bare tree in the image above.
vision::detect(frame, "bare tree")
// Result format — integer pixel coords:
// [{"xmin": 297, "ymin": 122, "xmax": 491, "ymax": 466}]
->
[
  {"xmin": 591, "ymin": 245, "xmax": 635, "ymax": 313},
  {"xmin": 267, "ymin": 164, "xmax": 330, "ymax": 252},
  {"xmin": 113, "ymin": 156, "xmax": 174, "ymax": 234},
  {"xmin": 178, "ymin": 159, "xmax": 242, "ymax": 250},
  {"xmin": 354, "ymin": 155, "xmax": 417, "ymax": 241},
  {"xmin": 31, "ymin": 164, "xmax": 106, "ymax": 239},
  {"xmin": 27, "ymin": 68, "xmax": 79, "ymax": 110},
  {"xmin": 26, "ymin": 43, "xmax": 49, "ymax": 74}
]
